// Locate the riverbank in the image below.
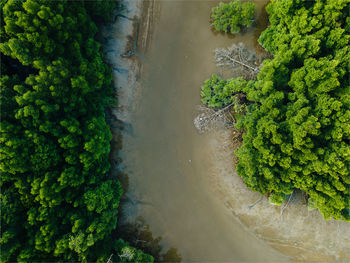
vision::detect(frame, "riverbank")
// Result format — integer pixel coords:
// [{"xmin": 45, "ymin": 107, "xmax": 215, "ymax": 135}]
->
[
  {"xmin": 101, "ymin": 0, "xmax": 171, "ymax": 260},
  {"xmin": 102, "ymin": 0, "xmax": 157, "ymax": 182},
  {"xmin": 102, "ymin": 0, "xmax": 155, "ymax": 124},
  {"xmin": 101, "ymin": 0, "xmax": 154, "ymax": 214},
  {"xmin": 103, "ymin": 0, "xmax": 349, "ymax": 262}
]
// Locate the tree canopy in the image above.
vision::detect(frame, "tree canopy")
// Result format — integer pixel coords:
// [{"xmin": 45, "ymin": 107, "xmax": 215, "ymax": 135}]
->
[
  {"xmin": 211, "ymin": 0, "xmax": 256, "ymax": 34},
  {"xmin": 202, "ymin": 0, "xmax": 350, "ymax": 221},
  {"xmin": 0, "ymin": 0, "xmax": 153, "ymax": 261}
]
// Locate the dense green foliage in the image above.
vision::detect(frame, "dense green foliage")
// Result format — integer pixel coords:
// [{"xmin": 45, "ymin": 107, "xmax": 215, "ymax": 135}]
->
[
  {"xmin": 211, "ymin": 0, "xmax": 255, "ymax": 34},
  {"xmin": 203, "ymin": 0, "xmax": 350, "ymax": 221},
  {"xmin": 114, "ymin": 239, "xmax": 154, "ymax": 263},
  {"xmin": 201, "ymin": 74, "xmax": 247, "ymax": 107},
  {"xmin": 0, "ymin": 0, "xmax": 153, "ymax": 261},
  {"xmin": 201, "ymin": 74, "xmax": 251, "ymax": 113}
]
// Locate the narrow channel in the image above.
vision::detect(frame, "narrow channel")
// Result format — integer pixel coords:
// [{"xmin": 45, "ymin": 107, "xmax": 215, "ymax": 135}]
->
[{"xmin": 119, "ymin": 0, "xmax": 288, "ymax": 261}]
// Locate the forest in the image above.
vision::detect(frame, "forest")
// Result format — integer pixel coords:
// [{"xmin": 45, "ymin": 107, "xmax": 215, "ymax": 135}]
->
[
  {"xmin": 203, "ymin": 0, "xmax": 350, "ymax": 221},
  {"xmin": 0, "ymin": 0, "xmax": 152, "ymax": 261}
]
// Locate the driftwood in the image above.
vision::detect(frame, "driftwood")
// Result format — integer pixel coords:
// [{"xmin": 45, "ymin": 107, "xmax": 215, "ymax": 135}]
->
[
  {"xmin": 194, "ymin": 103, "xmax": 235, "ymax": 133},
  {"xmin": 214, "ymin": 43, "xmax": 262, "ymax": 79}
]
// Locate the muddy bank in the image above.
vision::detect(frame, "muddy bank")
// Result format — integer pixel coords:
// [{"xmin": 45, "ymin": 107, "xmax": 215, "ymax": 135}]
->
[
  {"xmin": 206, "ymin": 128, "xmax": 350, "ymax": 262},
  {"xmin": 102, "ymin": 0, "xmax": 155, "ymax": 124},
  {"xmin": 102, "ymin": 0, "xmax": 155, "ymax": 181}
]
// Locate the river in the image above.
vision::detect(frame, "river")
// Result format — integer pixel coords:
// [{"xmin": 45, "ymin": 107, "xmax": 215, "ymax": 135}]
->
[
  {"xmin": 117, "ymin": 0, "xmax": 287, "ymax": 261},
  {"xmin": 105, "ymin": 0, "xmax": 350, "ymax": 262}
]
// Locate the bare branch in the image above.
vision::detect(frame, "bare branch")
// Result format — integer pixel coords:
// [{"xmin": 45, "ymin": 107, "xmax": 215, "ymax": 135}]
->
[
  {"xmin": 214, "ymin": 43, "xmax": 262, "ymax": 79},
  {"xmin": 106, "ymin": 254, "xmax": 114, "ymax": 263},
  {"xmin": 194, "ymin": 103, "xmax": 235, "ymax": 133}
]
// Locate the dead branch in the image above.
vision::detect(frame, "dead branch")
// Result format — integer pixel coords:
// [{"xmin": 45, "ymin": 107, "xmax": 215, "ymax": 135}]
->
[
  {"xmin": 219, "ymin": 52, "xmax": 258, "ymax": 71},
  {"xmin": 194, "ymin": 43, "xmax": 269, "ymax": 133},
  {"xmin": 193, "ymin": 103, "xmax": 235, "ymax": 133},
  {"xmin": 214, "ymin": 43, "xmax": 261, "ymax": 79},
  {"xmin": 106, "ymin": 254, "xmax": 114, "ymax": 263}
]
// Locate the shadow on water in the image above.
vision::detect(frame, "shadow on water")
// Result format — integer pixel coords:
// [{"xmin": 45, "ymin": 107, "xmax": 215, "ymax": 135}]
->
[
  {"xmin": 107, "ymin": 111, "xmax": 135, "ymax": 137},
  {"xmin": 116, "ymin": 216, "xmax": 182, "ymax": 262},
  {"xmin": 107, "ymin": 127, "xmax": 183, "ymax": 261},
  {"xmin": 253, "ymin": 2, "xmax": 270, "ymax": 54},
  {"xmin": 106, "ymin": 111, "xmax": 182, "ymax": 261},
  {"xmin": 101, "ymin": 2, "xmax": 182, "ymax": 260},
  {"xmin": 107, "ymin": 112, "xmax": 134, "ymax": 193}
]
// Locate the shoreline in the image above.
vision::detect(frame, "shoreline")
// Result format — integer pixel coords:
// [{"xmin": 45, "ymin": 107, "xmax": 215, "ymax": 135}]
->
[
  {"xmin": 102, "ymin": 0, "xmax": 156, "ymax": 124},
  {"xmin": 102, "ymin": 1, "xmax": 349, "ymax": 262},
  {"xmin": 102, "ymin": 0, "xmax": 157, "ymax": 182},
  {"xmin": 206, "ymin": 127, "xmax": 350, "ymax": 262}
]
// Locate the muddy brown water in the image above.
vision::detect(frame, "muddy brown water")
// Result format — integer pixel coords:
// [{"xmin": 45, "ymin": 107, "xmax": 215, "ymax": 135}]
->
[{"xmin": 117, "ymin": 0, "xmax": 292, "ymax": 261}]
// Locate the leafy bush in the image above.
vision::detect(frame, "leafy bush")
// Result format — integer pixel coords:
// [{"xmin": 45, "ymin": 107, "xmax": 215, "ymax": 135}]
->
[
  {"xmin": 211, "ymin": 0, "xmax": 256, "ymax": 34},
  {"xmin": 0, "ymin": 0, "xmax": 153, "ymax": 261},
  {"xmin": 203, "ymin": 0, "xmax": 350, "ymax": 221},
  {"xmin": 201, "ymin": 74, "xmax": 252, "ymax": 108}
]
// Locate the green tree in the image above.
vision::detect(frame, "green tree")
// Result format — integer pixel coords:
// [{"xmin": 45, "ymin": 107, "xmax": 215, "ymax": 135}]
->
[
  {"xmin": 211, "ymin": 0, "xmax": 256, "ymax": 34},
  {"xmin": 0, "ymin": 0, "xmax": 153, "ymax": 261},
  {"xmin": 202, "ymin": 0, "xmax": 350, "ymax": 221}
]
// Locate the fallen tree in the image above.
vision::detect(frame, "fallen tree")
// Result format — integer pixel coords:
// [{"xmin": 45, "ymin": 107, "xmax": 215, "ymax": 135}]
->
[
  {"xmin": 194, "ymin": 43, "xmax": 266, "ymax": 133},
  {"xmin": 214, "ymin": 43, "xmax": 262, "ymax": 79}
]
